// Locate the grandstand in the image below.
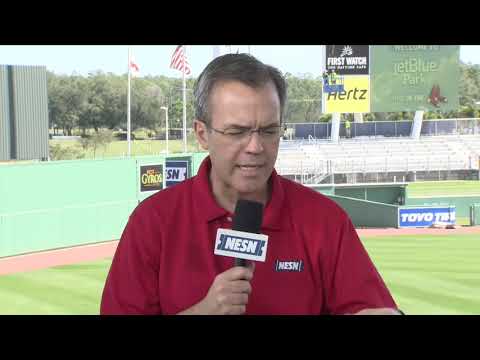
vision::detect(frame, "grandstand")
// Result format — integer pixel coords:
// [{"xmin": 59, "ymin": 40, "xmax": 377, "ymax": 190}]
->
[{"xmin": 275, "ymin": 120, "xmax": 480, "ymax": 185}]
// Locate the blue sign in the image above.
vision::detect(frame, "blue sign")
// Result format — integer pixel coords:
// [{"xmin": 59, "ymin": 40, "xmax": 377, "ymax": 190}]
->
[
  {"xmin": 165, "ymin": 160, "xmax": 189, "ymax": 187},
  {"xmin": 323, "ymin": 84, "xmax": 345, "ymax": 94},
  {"xmin": 398, "ymin": 207, "xmax": 456, "ymax": 228}
]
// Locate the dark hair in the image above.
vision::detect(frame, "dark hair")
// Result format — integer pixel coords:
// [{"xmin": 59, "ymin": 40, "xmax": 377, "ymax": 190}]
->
[{"xmin": 193, "ymin": 53, "xmax": 287, "ymax": 125}]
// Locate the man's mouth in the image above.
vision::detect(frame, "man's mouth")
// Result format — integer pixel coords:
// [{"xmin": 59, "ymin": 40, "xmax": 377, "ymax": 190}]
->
[{"xmin": 236, "ymin": 164, "xmax": 264, "ymax": 172}]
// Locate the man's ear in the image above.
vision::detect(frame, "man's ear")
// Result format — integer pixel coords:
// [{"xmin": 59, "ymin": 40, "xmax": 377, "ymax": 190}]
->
[{"xmin": 193, "ymin": 119, "xmax": 209, "ymax": 150}]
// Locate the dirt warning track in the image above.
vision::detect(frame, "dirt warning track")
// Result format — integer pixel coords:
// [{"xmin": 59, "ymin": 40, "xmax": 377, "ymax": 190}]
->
[{"xmin": 1, "ymin": 226, "xmax": 479, "ymax": 275}]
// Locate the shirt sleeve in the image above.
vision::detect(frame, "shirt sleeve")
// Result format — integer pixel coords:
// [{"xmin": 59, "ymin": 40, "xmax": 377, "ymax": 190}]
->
[
  {"xmin": 100, "ymin": 205, "xmax": 162, "ymax": 315},
  {"xmin": 323, "ymin": 214, "xmax": 398, "ymax": 315}
]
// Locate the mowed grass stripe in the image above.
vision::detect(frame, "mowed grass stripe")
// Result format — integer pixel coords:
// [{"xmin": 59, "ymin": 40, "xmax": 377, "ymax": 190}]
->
[
  {"xmin": 0, "ymin": 277, "xmax": 100, "ymax": 314},
  {"xmin": 52, "ymin": 258, "xmax": 113, "ymax": 282},
  {"xmin": 368, "ymin": 248, "xmax": 480, "ymax": 259},
  {"xmin": 387, "ymin": 287, "xmax": 472, "ymax": 315},
  {"xmin": 387, "ymin": 282, "xmax": 480, "ymax": 315},
  {"xmin": 364, "ymin": 236, "xmax": 480, "ymax": 271},
  {"xmin": 407, "ymin": 180, "xmax": 480, "ymax": 197},
  {"xmin": 0, "ymin": 289, "xmax": 79, "ymax": 314},
  {"xmin": 441, "ymin": 277, "xmax": 480, "ymax": 288},
  {"xmin": 0, "ymin": 261, "xmax": 112, "ymax": 314},
  {"xmin": 372, "ymin": 258, "xmax": 479, "ymax": 274},
  {"xmin": 13, "ymin": 260, "xmax": 112, "ymax": 284},
  {"xmin": 369, "ymin": 254, "xmax": 480, "ymax": 264},
  {"xmin": 362, "ymin": 234, "xmax": 480, "ymax": 315},
  {"xmin": 0, "ymin": 272, "xmax": 103, "ymax": 305},
  {"xmin": 387, "ymin": 284, "xmax": 472, "ymax": 315},
  {"xmin": 361, "ymin": 234, "xmax": 480, "ymax": 244},
  {"xmin": 389, "ymin": 271, "xmax": 480, "ymax": 302},
  {"xmin": 363, "ymin": 233, "xmax": 480, "ymax": 253}
]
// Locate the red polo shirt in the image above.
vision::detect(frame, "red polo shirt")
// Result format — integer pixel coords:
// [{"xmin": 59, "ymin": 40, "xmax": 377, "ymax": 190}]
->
[{"xmin": 101, "ymin": 156, "xmax": 397, "ymax": 314}]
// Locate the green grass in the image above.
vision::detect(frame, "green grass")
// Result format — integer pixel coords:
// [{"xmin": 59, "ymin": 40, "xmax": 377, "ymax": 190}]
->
[
  {"xmin": 362, "ymin": 234, "xmax": 480, "ymax": 315},
  {"xmin": 0, "ymin": 258, "xmax": 112, "ymax": 314},
  {"xmin": 0, "ymin": 234, "xmax": 479, "ymax": 314},
  {"xmin": 408, "ymin": 181, "xmax": 480, "ymax": 198},
  {"xmin": 50, "ymin": 137, "xmax": 202, "ymax": 159}
]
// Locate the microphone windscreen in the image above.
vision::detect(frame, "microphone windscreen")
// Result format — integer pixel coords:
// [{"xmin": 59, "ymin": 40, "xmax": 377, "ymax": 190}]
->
[{"xmin": 232, "ymin": 199, "xmax": 263, "ymax": 234}]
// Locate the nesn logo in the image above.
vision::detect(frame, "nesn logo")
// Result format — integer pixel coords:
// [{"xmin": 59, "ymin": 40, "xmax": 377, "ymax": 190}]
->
[
  {"xmin": 275, "ymin": 260, "xmax": 304, "ymax": 272},
  {"xmin": 217, "ymin": 234, "xmax": 265, "ymax": 255},
  {"xmin": 214, "ymin": 228, "xmax": 269, "ymax": 262}
]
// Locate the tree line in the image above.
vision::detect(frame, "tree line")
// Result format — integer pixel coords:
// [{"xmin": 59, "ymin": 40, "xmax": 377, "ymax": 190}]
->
[{"xmin": 48, "ymin": 62, "xmax": 480, "ymax": 136}]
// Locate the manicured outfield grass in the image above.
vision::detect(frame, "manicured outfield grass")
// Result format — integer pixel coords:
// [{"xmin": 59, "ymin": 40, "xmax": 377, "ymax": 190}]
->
[
  {"xmin": 362, "ymin": 234, "xmax": 480, "ymax": 315},
  {"xmin": 408, "ymin": 180, "xmax": 480, "ymax": 198},
  {"xmin": 0, "ymin": 234, "xmax": 478, "ymax": 314},
  {"xmin": 0, "ymin": 259, "xmax": 112, "ymax": 315},
  {"xmin": 50, "ymin": 138, "xmax": 201, "ymax": 158}
]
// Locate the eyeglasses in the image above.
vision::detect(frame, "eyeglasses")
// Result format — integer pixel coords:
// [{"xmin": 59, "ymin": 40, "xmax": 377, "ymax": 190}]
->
[{"xmin": 206, "ymin": 124, "xmax": 283, "ymax": 143}]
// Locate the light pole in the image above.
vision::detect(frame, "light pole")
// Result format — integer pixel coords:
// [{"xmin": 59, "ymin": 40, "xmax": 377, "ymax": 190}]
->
[
  {"xmin": 161, "ymin": 106, "xmax": 169, "ymax": 155},
  {"xmin": 475, "ymin": 101, "xmax": 480, "ymax": 135}
]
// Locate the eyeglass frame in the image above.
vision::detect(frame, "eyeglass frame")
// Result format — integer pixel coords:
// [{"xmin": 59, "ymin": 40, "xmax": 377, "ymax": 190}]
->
[{"xmin": 198, "ymin": 120, "xmax": 283, "ymax": 142}]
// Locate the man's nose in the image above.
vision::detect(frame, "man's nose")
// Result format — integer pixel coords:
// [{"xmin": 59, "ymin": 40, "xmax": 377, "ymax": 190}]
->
[{"xmin": 244, "ymin": 131, "xmax": 264, "ymax": 153}]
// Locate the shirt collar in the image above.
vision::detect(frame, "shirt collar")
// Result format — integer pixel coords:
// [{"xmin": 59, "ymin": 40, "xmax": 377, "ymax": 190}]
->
[
  {"xmin": 192, "ymin": 156, "xmax": 289, "ymax": 231},
  {"xmin": 192, "ymin": 156, "xmax": 229, "ymax": 223}
]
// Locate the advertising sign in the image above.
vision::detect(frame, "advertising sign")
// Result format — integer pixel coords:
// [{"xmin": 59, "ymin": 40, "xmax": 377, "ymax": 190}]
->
[
  {"xmin": 165, "ymin": 160, "xmax": 189, "ymax": 187},
  {"xmin": 139, "ymin": 164, "xmax": 164, "ymax": 193},
  {"xmin": 371, "ymin": 45, "xmax": 459, "ymax": 112},
  {"xmin": 325, "ymin": 45, "xmax": 369, "ymax": 75},
  {"xmin": 398, "ymin": 206, "xmax": 456, "ymax": 228},
  {"xmin": 322, "ymin": 75, "xmax": 370, "ymax": 113}
]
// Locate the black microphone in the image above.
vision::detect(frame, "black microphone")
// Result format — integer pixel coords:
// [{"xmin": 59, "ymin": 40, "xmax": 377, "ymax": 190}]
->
[{"xmin": 232, "ymin": 199, "xmax": 264, "ymax": 267}]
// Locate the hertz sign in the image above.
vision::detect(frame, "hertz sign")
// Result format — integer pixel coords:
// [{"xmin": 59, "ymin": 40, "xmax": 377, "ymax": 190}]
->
[
  {"xmin": 140, "ymin": 164, "xmax": 163, "ymax": 192},
  {"xmin": 322, "ymin": 75, "xmax": 370, "ymax": 113}
]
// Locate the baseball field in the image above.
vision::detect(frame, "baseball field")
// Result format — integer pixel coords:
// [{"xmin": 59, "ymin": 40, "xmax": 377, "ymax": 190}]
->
[
  {"xmin": 0, "ymin": 180, "xmax": 479, "ymax": 315},
  {"xmin": 0, "ymin": 231, "xmax": 478, "ymax": 315}
]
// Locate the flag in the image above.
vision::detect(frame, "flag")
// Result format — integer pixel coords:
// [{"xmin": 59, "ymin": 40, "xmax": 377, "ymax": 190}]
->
[
  {"xmin": 170, "ymin": 45, "xmax": 191, "ymax": 75},
  {"xmin": 129, "ymin": 53, "xmax": 140, "ymax": 77}
]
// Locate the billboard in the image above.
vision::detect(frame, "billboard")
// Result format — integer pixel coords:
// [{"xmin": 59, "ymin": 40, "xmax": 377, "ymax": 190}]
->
[
  {"xmin": 322, "ymin": 75, "xmax": 370, "ymax": 113},
  {"xmin": 325, "ymin": 45, "xmax": 369, "ymax": 75},
  {"xmin": 371, "ymin": 45, "xmax": 459, "ymax": 112},
  {"xmin": 139, "ymin": 164, "xmax": 164, "ymax": 193},
  {"xmin": 398, "ymin": 206, "xmax": 456, "ymax": 228},
  {"xmin": 165, "ymin": 160, "xmax": 189, "ymax": 187}
]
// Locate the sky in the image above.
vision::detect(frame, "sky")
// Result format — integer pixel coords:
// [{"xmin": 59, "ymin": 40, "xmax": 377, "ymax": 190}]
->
[{"xmin": 0, "ymin": 45, "xmax": 479, "ymax": 78}]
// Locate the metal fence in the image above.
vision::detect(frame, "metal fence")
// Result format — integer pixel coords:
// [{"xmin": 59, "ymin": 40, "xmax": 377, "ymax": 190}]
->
[{"xmin": 289, "ymin": 118, "xmax": 480, "ymax": 139}]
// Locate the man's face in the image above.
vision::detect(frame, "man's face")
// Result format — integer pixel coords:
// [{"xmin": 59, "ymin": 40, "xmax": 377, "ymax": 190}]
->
[{"xmin": 195, "ymin": 80, "xmax": 281, "ymax": 198}]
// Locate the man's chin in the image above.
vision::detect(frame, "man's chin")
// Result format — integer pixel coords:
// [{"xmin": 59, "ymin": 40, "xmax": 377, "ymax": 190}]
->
[{"xmin": 232, "ymin": 177, "xmax": 268, "ymax": 197}]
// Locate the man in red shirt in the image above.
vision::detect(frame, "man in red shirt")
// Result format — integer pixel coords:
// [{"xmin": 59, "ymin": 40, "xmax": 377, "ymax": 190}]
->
[{"xmin": 101, "ymin": 53, "xmax": 401, "ymax": 315}]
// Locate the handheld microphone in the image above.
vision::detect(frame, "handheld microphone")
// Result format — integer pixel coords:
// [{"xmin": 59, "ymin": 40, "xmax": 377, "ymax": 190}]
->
[{"xmin": 232, "ymin": 199, "xmax": 264, "ymax": 267}]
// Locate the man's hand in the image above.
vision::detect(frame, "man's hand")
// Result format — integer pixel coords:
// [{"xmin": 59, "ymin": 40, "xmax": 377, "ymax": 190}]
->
[
  {"xmin": 353, "ymin": 307, "xmax": 403, "ymax": 315},
  {"xmin": 178, "ymin": 262, "xmax": 254, "ymax": 315}
]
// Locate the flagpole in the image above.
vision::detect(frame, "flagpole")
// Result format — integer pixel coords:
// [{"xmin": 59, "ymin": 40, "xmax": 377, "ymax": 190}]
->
[
  {"xmin": 127, "ymin": 47, "xmax": 132, "ymax": 157},
  {"xmin": 182, "ymin": 45, "xmax": 187, "ymax": 153}
]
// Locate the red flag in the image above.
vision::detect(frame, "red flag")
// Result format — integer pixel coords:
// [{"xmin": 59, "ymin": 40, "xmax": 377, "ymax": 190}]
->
[
  {"xmin": 129, "ymin": 54, "xmax": 140, "ymax": 77},
  {"xmin": 170, "ymin": 45, "xmax": 191, "ymax": 75}
]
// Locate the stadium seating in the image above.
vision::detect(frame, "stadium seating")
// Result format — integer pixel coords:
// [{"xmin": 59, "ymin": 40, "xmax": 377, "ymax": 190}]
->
[{"xmin": 275, "ymin": 135, "xmax": 480, "ymax": 183}]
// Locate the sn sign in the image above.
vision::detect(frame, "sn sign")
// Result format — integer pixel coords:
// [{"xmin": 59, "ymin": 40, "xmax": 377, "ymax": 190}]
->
[
  {"xmin": 165, "ymin": 160, "xmax": 189, "ymax": 187},
  {"xmin": 166, "ymin": 167, "xmax": 187, "ymax": 181}
]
